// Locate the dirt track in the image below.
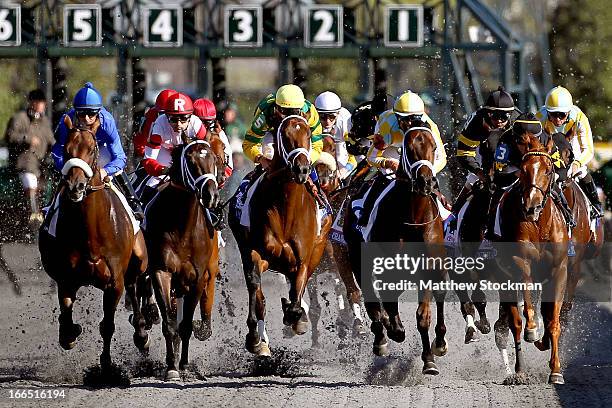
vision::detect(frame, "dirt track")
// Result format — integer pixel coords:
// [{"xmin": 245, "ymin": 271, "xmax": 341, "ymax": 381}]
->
[{"xmin": 0, "ymin": 238, "xmax": 610, "ymax": 407}]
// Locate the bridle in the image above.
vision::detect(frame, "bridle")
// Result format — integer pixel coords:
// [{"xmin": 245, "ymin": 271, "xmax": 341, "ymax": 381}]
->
[
  {"xmin": 519, "ymin": 150, "xmax": 554, "ymax": 212},
  {"xmin": 178, "ymin": 140, "xmax": 218, "ymax": 202},
  {"xmin": 60, "ymin": 127, "xmax": 107, "ymax": 192},
  {"xmin": 276, "ymin": 115, "xmax": 311, "ymax": 168}
]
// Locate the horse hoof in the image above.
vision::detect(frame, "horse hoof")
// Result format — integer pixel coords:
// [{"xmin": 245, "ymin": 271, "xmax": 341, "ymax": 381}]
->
[
  {"xmin": 475, "ymin": 318, "xmax": 491, "ymax": 334},
  {"xmin": 387, "ymin": 328, "xmax": 405, "ymax": 343},
  {"xmin": 192, "ymin": 320, "xmax": 212, "ymax": 341},
  {"xmin": 292, "ymin": 315, "xmax": 309, "ymax": 335},
  {"xmin": 524, "ymin": 327, "xmax": 538, "ymax": 343},
  {"xmin": 59, "ymin": 324, "xmax": 82, "ymax": 350},
  {"xmin": 373, "ymin": 341, "xmax": 389, "ymax": 357},
  {"xmin": 144, "ymin": 303, "xmax": 161, "ymax": 326},
  {"xmin": 548, "ymin": 373, "xmax": 564, "ymax": 385},
  {"xmin": 133, "ymin": 332, "xmax": 150, "ymax": 352},
  {"xmin": 165, "ymin": 370, "xmax": 180, "ymax": 381},
  {"xmin": 353, "ymin": 319, "xmax": 367, "ymax": 336},
  {"xmin": 464, "ymin": 326, "xmax": 477, "ymax": 344},
  {"xmin": 422, "ymin": 362, "xmax": 439, "ymax": 375},
  {"xmin": 257, "ymin": 342, "xmax": 271, "ymax": 357},
  {"xmin": 431, "ymin": 338, "xmax": 448, "ymax": 357}
]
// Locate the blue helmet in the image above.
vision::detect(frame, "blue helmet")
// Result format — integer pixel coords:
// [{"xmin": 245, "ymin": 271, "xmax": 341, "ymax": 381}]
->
[{"xmin": 73, "ymin": 82, "xmax": 103, "ymax": 110}]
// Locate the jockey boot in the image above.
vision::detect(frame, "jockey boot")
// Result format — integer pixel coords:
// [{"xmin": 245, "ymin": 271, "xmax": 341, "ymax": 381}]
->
[
  {"xmin": 451, "ymin": 185, "xmax": 472, "ymax": 214},
  {"xmin": 115, "ymin": 172, "xmax": 145, "ymax": 221},
  {"xmin": 579, "ymin": 175, "xmax": 603, "ymax": 218},
  {"xmin": 552, "ymin": 184, "xmax": 576, "ymax": 229}
]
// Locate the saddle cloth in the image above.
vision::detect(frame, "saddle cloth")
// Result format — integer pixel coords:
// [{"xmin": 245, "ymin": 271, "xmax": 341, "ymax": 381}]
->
[{"xmin": 42, "ymin": 183, "xmax": 140, "ymax": 238}]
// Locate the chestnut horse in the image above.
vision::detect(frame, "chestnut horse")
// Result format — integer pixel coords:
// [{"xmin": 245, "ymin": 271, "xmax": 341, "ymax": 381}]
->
[
  {"xmin": 39, "ymin": 116, "xmax": 148, "ymax": 371},
  {"xmin": 493, "ymin": 133, "xmax": 568, "ymax": 384},
  {"xmin": 344, "ymin": 122, "xmax": 448, "ymax": 375},
  {"xmin": 228, "ymin": 115, "xmax": 332, "ymax": 357},
  {"xmin": 144, "ymin": 134, "xmax": 221, "ymax": 380}
]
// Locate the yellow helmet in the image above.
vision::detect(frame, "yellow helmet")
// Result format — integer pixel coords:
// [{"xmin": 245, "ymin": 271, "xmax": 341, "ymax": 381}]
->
[
  {"xmin": 545, "ymin": 86, "xmax": 573, "ymax": 112},
  {"xmin": 275, "ymin": 84, "xmax": 305, "ymax": 109},
  {"xmin": 393, "ymin": 91, "xmax": 425, "ymax": 116}
]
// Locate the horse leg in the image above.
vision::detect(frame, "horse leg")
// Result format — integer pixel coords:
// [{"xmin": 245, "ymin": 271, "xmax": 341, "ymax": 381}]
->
[
  {"xmin": 99, "ymin": 283, "xmax": 123, "ymax": 371},
  {"xmin": 139, "ymin": 275, "xmax": 161, "ymax": 329},
  {"xmin": 507, "ymin": 302, "xmax": 525, "ymax": 374},
  {"xmin": 245, "ymin": 251, "xmax": 270, "ymax": 356},
  {"xmin": 283, "ymin": 263, "xmax": 310, "ymax": 333},
  {"xmin": 332, "ymin": 242, "xmax": 366, "ymax": 336},
  {"xmin": 547, "ymin": 301, "xmax": 564, "ymax": 384},
  {"xmin": 494, "ymin": 302, "xmax": 513, "ymax": 375},
  {"xmin": 306, "ymin": 275, "xmax": 322, "ymax": 347},
  {"xmin": 194, "ymin": 266, "xmax": 218, "ymax": 342},
  {"xmin": 152, "ymin": 269, "xmax": 180, "ymax": 381},
  {"xmin": 382, "ymin": 300, "xmax": 404, "ymax": 343},
  {"xmin": 561, "ymin": 260, "xmax": 580, "ymax": 327},
  {"xmin": 456, "ymin": 289, "xmax": 478, "ymax": 343},
  {"xmin": 432, "ymin": 290, "xmax": 448, "ymax": 357},
  {"xmin": 471, "ymin": 286, "xmax": 490, "ymax": 334},
  {"xmin": 57, "ymin": 284, "xmax": 82, "ymax": 350},
  {"xmin": 518, "ymin": 261, "xmax": 538, "ymax": 343},
  {"xmin": 125, "ymin": 277, "xmax": 149, "ymax": 352},
  {"xmin": 178, "ymin": 290, "xmax": 200, "ymax": 371},
  {"xmin": 417, "ymin": 289, "xmax": 438, "ymax": 375}
]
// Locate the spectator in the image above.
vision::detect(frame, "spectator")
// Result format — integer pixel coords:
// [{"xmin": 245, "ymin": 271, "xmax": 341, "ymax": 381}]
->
[
  {"xmin": 219, "ymin": 101, "xmax": 246, "ymax": 141},
  {"xmin": 4, "ymin": 89, "xmax": 55, "ymax": 225}
]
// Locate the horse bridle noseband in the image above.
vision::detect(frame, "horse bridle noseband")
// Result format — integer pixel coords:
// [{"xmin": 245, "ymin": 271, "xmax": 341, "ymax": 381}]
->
[
  {"xmin": 179, "ymin": 140, "xmax": 218, "ymax": 198},
  {"xmin": 60, "ymin": 127, "xmax": 107, "ymax": 192},
  {"xmin": 276, "ymin": 115, "xmax": 311, "ymax": 168},
  {"xmin": 519, "ymin": 151, "xmax": 554, "ymax": 210}
]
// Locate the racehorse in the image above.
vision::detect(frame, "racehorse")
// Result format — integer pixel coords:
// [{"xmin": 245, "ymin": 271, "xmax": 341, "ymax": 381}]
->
[
  {"xmin": 552, "ymin": 132, "xmax": 604, "ymax": 323},
  {"xmin": 143, "ymin": 133, "xmax": 221, "ymax": 380},
  {"xmin": 228, "ymin": 115, "xmax": 332, "ymax": 357},
  {"xmin": 344, "ymin": 122, "xmax": 448, "ymax": 375},
  {"xmin": 493, "ymin": 133, "xmax": 568, "ymax": 384},
  {"xmin": 38, "ymin": 116, "xmax": 149, "ymax": 371}
]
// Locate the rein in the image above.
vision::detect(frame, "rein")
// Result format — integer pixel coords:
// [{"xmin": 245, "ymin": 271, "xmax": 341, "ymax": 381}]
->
[
  {"xmin": 519, "ymin": 151, "xmax": 555, "ymax": 210},
  {"xmin": 402, "ymin": 189, "xmax": 441, "ymax": 227},
  {"xmin": 178, "ymin": 140, "xmax": 218, "ymax": 197}
]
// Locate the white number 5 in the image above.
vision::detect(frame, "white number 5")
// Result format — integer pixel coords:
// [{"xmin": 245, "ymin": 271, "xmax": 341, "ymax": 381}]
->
[{"xmin": 73, "ymin": 10, "xmax": 93, "ymax": 42}]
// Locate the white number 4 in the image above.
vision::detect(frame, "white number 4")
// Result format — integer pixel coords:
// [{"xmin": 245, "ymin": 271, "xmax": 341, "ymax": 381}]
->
[{"xmin": 151, "ymin": 10, "xmax": 174, "ymax": 42}]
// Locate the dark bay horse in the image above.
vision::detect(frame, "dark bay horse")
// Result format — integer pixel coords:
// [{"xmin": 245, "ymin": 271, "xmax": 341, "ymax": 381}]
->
[
  {"xmin": 493, "ymin": 134, "xmax": 568, "ymax": 384},
  {"xmin": 344, "ymin": 123, "xmax": 448, "ymax": 375},
  {"xmin": 144, "ymin": 135, "xmax": 221, "ymax": 380},
  {"xmin": 39, "ymin": 116, "xmax": 148, "ymax": 371},
  {"xmin": 228, "ymin": 115, "xmax": 332, "ymax": 357}
]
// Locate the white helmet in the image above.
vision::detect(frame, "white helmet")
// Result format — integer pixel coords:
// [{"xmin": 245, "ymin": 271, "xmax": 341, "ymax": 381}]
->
[{"xmin": 315, "ymin": 91, "xmax": 342, "ymax": 113}]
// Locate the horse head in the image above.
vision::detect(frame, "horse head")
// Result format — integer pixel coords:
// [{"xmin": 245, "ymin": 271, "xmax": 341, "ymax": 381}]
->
[
  {"xmin": 206, "ymin": 132, "xmax": 231, "ymax": 188},
  {"xmin": 61, "ymin": 115, "xmax": 100, "ymax": 202},
  {"xmin": 275, "ymin": 115, "xmax": 312, "ymax": 184},
  {"xmin": 518, "ymin": 133, "xmax": 555, "ymax": 222},
  {"xmin": 400, "ymin": 119, "xmax": 437, "ymax": 195},
  {"xmin": 314, "ymin": 135, "xmax": 339, "ymax": 193},
  {"xmin": 170, "ymin": 138, "xmax": 220, "ymax": 209}
]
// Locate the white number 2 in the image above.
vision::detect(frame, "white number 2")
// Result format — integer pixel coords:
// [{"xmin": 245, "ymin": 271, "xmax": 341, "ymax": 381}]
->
[
  {"xmin": 0, "ymin": 10, "xmax": 14, "ymax": 41},
  {"xmin": 72, "ymin": 10, "xmax": 93, "ymax": 42},
  {"xmin": 232, "ymin": 10, "xmax": 253, "ymax": 42},
  {"xmin": 313, "ymin": 10, "xmax": 335, "ymax": 42},
  {"xmin": 151, "ymin": 10, "xmax": 174, "ymax": 42}
]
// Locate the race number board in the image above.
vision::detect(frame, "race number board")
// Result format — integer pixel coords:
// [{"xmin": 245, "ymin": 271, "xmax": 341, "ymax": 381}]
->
[
  {"xmin": 63, "ymin": 4, "xmax": 102, "ymax": 47},
  {"xmin": 224, "ymin": 5, "xmax": 263, "ymax": 48},
  {"xmin": 0, "ymin": 4, "xmax": 20, "ymax": 46},
  {"xmin": 143, "ymin": 6, "xmax": 182, "ymax": 47},
  {"xmin": 384, "ymin": 5, "xmax": 423, "ymax": 48},
  {"xmin": 304, "ymin": 5, "xmax": 343, "ymax": 48}
]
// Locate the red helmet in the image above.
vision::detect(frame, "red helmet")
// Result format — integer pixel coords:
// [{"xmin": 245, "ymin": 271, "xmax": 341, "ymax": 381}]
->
[
  {"xmin": 165, "ymin": 93, "xmax": 194, "ymax": 115},
  {"xmin": 155, "ymin": 89, "xmax": 178, "ymax": 111},
  {"xmin": 193, "ymin": 98, "xmax": 217, "ymax": 120}
]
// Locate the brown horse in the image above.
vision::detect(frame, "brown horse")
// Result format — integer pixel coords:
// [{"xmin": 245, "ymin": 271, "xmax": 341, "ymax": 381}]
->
[
  {"xmin": 144, "ymin": 135, "xmax": 220, "ymax": 380},
  {"xmin": 228, "ymin": 115, "xmax": 332, "ymax": 356},
  {"xmin": 552, "ymin": 132, "xmax": 605, "ymax": 323},
  {"xmin": 344, "ymin": 122, "xmax": 448, "ymax": 375},
  {"xmin": 493, "ymin": 133, "xmax": 568, "ymax": 384},
  {"xmin": 39, "ymin": 116, "xmax": 148, "ymax": 371}
]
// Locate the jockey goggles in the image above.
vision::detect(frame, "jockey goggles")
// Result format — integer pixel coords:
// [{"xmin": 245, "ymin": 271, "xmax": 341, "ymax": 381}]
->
[
  {"xmin": 547, "ymin": 110, "xmax": 569, "ymax": 120},
  {"xmin": 200, "ymin": 118, "xmax": 216, "ymax": 131},
  {"xmin": 276, "ymin": 105, "xmax": 301, "ymax": 117},
  {"xmin": 319, "ymin": 112, "xmax": 339, "ymax": 121},
  {"xmin": 487, "ymin": 110, "xmax": 511, "ymax": 121},
  {"xmin": 168, "ymin": 114, "xmax": 192, "ymax": 123},
  {"xmin": 396, "ymin": 113, "xmax": 423, "ymax": 123},
  {"xmin": 76, "ymin": 108, "xmax": 100, "ymax": 118}
]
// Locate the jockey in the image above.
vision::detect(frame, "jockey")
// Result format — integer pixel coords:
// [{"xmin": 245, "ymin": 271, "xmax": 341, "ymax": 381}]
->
[
  {"xmin": 133, "ymin": 89, "xmax": 177, "ymax": 159},
  {"xmin": 52, "ymin": 82, "xmax": 144, "ymax": 220},
  {"xmin": 345, "ymin": 90, "xmax": 388, "ymax": 159},
  {"xmin": 139, "ymin": 93, "xmax": 208, "ymax": 201},
  {"xmin": 314, "ymin": 91, "xmax": 356, "ymax": 180},
  {"xmin": 242, "ymin": 84, "xmax": 323, "ymax": 168},
  {"xmin": 536, "ymin": 86, "xmax": 602, "ymax": 217},
  {"xmin": 452, "ymin": 86, "xmax": 516, "ymax": 213},
  {"xmin": 492, "ymin": 113, "xmax": 575, "ymax": 232},
  {"xmin": 193, "ymin": 97, "xmax": 234, "ymax": 183},
  {"xmin": 356, "ymin": 91, "xmax": 446, "ymax": 227}
]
